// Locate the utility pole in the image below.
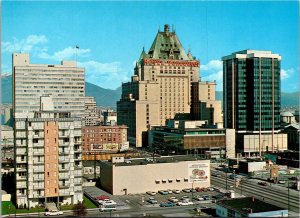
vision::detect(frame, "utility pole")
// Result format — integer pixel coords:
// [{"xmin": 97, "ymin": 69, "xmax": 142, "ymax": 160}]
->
[
  {"xmin": 233, "ymin": 170, "xmax": 236, "ymax": 193},
  {"xmin": 225, "ymin": 170, "xmax": 228, "ymax": 190},
  {"xmin": 288, "ymin": 180, "xmax": 290, "ymax": 215}
]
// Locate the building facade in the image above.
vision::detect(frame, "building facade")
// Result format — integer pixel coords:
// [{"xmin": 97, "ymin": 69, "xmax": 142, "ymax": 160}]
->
[
  {"xmin": 222, "ymin": 50, "xmax": 283, "ymax": 155},
  {"xmin": 191, "ymin": 81, "xmax": 223, "ymax": 128},
  {"xmin": 84, "ymin": 97, "xmax": 100, "ymax": 126},
  {"xmin": 12, "ymin": 53, "xmax": 85, "ymax": 119},
  {"xmin": 117, "ymin": 24, "xmax": 200, "ymax": 147},
  {"xmin": 100, "ymin": 156, "xmax": 210, "ymax": 195},
  {"xmin": 149, "ymin": 120, "xmax": 235, "ymax": 158},
  {"xmin": 14, "ymin": 97, "xmax": 83, "ymax": 208},
  {"xmin": 82, "ymin": 125, "xmax": 129, "ymax": 160}
]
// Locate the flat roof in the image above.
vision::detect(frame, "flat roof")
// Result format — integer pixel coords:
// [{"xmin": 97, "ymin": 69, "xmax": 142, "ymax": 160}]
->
[
  {"xmin": 217, "ymin": 197, "xmax": 285, "ymax": 214},
  {"xmin": 102, "ymin": 155, "xmax": 209, "ymax": 167}
]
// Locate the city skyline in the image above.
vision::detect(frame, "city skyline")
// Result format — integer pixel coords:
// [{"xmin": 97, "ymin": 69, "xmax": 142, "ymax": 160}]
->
[{"xmin": 2, "ymin": 1, "xmax": 299, "ymax": 92}]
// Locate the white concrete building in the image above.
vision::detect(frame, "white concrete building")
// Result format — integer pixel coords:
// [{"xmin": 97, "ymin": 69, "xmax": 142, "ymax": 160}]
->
[
  {"xmin": 14, "ymin": 97, "xmax": 83, "ymax": 208},
  {"xmin": 100, "ymin": 156, "xmax": 210, "ymax": 195},
  {"xmin": 12, "ymin": 53, "xmax": 85, "ymax": 119}
]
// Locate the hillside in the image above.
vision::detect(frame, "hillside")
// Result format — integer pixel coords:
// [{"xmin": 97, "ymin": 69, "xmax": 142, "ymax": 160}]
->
[{"xmin": 1, "ymin": 75, "xmax": 298, "ymax": 108}]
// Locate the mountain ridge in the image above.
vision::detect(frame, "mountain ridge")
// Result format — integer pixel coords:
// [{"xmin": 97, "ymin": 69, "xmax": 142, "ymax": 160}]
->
[{"xmin": 1, "ymin": 75, "xmax": 298, "ymax": 108}]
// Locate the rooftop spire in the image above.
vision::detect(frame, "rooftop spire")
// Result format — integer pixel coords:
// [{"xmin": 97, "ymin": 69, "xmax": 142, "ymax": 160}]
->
[{"xmin": 164, "ymin": 24, "xmax": 170, "ymax": 33}]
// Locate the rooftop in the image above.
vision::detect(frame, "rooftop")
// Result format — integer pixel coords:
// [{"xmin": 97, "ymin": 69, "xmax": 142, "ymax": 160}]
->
[
  {"xmin": 102, "ymin": 155, "xmax": 209, "ymax": 167},
  {"xmin": 217, "ymin": 197, "xmax": 286, "ymax": 214}
]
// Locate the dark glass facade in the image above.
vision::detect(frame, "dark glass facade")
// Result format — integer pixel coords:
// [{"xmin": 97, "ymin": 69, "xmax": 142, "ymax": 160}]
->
[{"xmin": 223, "ymin": 52, "xmax": 281, "ymax": 131}]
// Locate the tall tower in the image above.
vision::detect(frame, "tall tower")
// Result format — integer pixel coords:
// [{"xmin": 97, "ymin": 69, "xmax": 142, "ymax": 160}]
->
[
  {"xmin": 117, "ymin": 24, "xmax": 200, "ymax": 147},
  {"xmin": 12, "ymin": 53, "xmax": 85, "ymax": 119},
  {"xmin": 222, "ymin": 50, "xmax": 283, "ymax": 155}
]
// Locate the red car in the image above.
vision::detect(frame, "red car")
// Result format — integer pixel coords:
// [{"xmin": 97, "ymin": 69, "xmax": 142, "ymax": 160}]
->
[
  {"xmin": 195, "ymin": 187, "xmax": 203, "ymax": 192},
  {"xmin": 258, "ymin": 182, "xmax": 268, "ymax": 186},
  {"xmin": 95, "ymin": 195, "xmax": 110, "ymax": 201}
]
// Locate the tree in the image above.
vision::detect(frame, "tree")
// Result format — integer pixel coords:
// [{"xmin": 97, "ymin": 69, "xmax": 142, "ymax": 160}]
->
[{"xmin": 72, "ymin": 202, "xmax": 87, "ymax": 217}]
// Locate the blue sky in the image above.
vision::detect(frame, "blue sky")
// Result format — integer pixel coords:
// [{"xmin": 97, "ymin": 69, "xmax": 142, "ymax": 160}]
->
[{"xmin": 2, "ymin": 1, "xmax": 299, "ymax": 92}]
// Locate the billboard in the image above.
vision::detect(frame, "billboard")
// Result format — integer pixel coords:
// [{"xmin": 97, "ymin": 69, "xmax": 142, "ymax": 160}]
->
[
  {"xmin": 90, "ymin": 141, "xmax": 129, "ymax": 152},
  {"xmin": 188, "ymin": 162, "xmax": 209, "ymax": 183}
]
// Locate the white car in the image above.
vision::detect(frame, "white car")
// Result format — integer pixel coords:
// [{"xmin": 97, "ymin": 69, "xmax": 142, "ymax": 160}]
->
[
  {"xmin": 44, "ymin": 210, "xmax": 63, "ymax": 216},
  {"xmin": 146, "ymin": 191, "xmax": 157, "ymax": 196},
  {"xmin": 182, "ymin": 188, "xmax": 191, "ymax": 193},
  {"xmin": 177, "ymin": 201, "xmax": 194, "ymax": 206},
  {"xmin": 100, "ymin": 205, "xmax": 116, "ymax": 212},
  {"xmin": 100, "ymin": 199, "xmax": 117, "ymax": 206},
  {"xmin": 172, "ymin": 189, "xmax": 181, "ymax": 194},
  {"xmin": 168, "ymin": 197, "xmax": 178, "ymax": 203},
  {"xmin": 167, "ymin": 189, "xmax": 173, "ymax": 194},
  {"xmin": 194, "ymin": 196, "xmax": 204, "ymax": 201}
]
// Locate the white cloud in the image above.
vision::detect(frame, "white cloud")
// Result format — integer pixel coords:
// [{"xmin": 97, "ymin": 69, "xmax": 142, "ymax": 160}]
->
[
  {"xmin": 79, "ymin": 60, "xmax": 130, "ymax": 89},
  {"xmin": 201, "ymin": 59, "xmax": 222, "ymax": 71},
  {"xmin": 201, "ymin": 59, "xmax": 223, "ymax": 91},
  {"xmin": 38, "ymin": 46, "xmax": 90, "ymax": 61},
  {"xmin": 2, "ymin": 35, "xmax": 48, "ymax": 53},
  {"xmin": 281, "ymin": 68, "xmax": 294, "ymax": 80}
]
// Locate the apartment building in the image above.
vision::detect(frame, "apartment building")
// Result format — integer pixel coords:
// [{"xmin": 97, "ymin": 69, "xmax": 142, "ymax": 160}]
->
[
  {"xmin": 14, "ymin": 97, "xmax": 83, "ymax": 208},
  {"xmin": 12, "ymin": 53, "xmax": 85, "ymax": 119},
  {"xmin": 117, "ymin": 24, "xmax": 200, "ymax": 147},
  {"xmin": 84, "ymin": 96, "xmax": 100, "ymax": 126}
]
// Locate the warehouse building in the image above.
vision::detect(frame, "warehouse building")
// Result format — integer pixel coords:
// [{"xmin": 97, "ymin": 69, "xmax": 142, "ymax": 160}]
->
[{"xmin": 100, "ymin": 156, "xmax": 210, "ymax": 195}]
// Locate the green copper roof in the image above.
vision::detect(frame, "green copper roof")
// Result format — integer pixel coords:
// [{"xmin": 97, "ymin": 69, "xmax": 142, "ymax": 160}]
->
[{"xmin": 142, "ymin": 24, "xmax": 194, "ymax": 61}]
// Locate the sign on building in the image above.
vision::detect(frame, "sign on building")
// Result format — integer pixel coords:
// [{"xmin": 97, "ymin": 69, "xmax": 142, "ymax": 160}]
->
[{"xmin": 188, "ymin": 163, "xmax": 209, "ymax": 183}]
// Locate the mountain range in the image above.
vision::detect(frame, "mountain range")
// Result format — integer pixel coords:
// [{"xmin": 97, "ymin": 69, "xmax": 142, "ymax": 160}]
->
[{"xmin": 1, "ymin": 75, "xmax": 299, "ymax": 108}]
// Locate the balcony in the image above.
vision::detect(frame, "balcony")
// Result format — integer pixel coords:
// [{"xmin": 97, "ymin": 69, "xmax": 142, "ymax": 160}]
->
[
  {"xmin": 33, "ymin": 177, "xmax": 44, "ymax": 182},
  {"xmin": 74, "ymin": 156, "xmax": 82, "ymax": 161},
  {"xmin": 33, "ymin": 151, "xmax": 44, "ymax": 156},
  {"xmin": 59, "ymin": 158, "xmax": 70, "ymax": 163},
  {"xmin": 33, "ymin": 186, "xmax": 44, "ymax": 190},
  {"xmin": 74, "ymin": 140, "xmax": 82, "ymax": 145},
  {"xmin": 16, "ymin": 167, "xmax": 27, "ymax": 172},
  {"xmin": 33, "ymin": 143, "xmax": 44, "ymax": 148},
  {"xmin": 74, "ymin": 165, "xmax": 82, "ymax": 170},
  {"xmin": 59, "ymin": 143, "xmax": 69, "ymax": 147},
  {"xmin": 59, "ymin": 184, "xmax": 69, "ymax": 189},
  {"xmin": 17, "ymin": 176, "xmax": 27, "ymax": 181},
  {"xmin": 74, "ymin": 148, "xmax": 82, "ymax": 153},
  {"xmin": 34, "ymin": 168, "xmax": 44, "ymax": 173},
  {"xmin": 59, "ymin": 174, "xmax": 70, "ymax": 179},
  {"xmin": 17, "ymin": 184, "xmax": 27, "ymax": 189},
  {"xmin": 59, "ymin": 134, "xmax": 70, "ymax": 138}
]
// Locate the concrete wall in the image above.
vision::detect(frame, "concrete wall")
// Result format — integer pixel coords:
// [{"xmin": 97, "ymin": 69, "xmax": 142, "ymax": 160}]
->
[
  {"xmin": 102, "ymin": 160, "xmax": 210, "ymax": 195},
  {"xmin": 226, "ymin": 129, "xmax": 236, "ymax": 158}
]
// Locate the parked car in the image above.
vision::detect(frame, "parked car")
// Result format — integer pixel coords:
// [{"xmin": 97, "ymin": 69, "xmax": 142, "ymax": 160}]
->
[
  {"xmin": 191, "ymin": 188, "xmax": 197, "ymax": 193},
  {"xmin": 278, "ymin": 180, "xmax": 286, "ymax": 184},
  {"xmin": 100, "ymin": 205, "xmax": 116, "ymax": 212},
  {"xmin": 160, "ymin": 202, "xmax": 176, "ymax": 207},
  {"xmin": 44, "ymin": 210, "xmax": 63, "ymax": 216},
  {"xmin": 168, "ymin": 197, "xmax": 178, "ymax": 203},
  {"xmin": 95, "ymin": 195, "xmax": 110, "ymax": 201},
  {"xmin": 167, "ymin": 189, "xmax": 173, "ymax": 194},
  {"xmin": 193, "ymin": 196, "xmax": 204, "ymax": 201},
  {"xmin": 258, "ymin": 181, "xmax": 268, "ymax": 186},
  {"xmin": 182, "ymin": 188, "xmax": 191, "ymax": 193},
  {"xmin": 172, "ymin": 189, "xmax": 181, "ymax": 194},
  {"xmin": 158, "ymin": 190, "xmax": 169, "ymax": 195},
  {"xmin": 99, "ymin": 200, "xmax": 117, "ymax": 206},
  {"xmin": 177, "ymin": 201, "xmax": 194, "ymax": 206},
  {"xmin": 147, "ymin": 198, "xmax": 158, "ymax": 204},
  {"xmin": 207, "ymin": 187, "xmax": 215, "ymax": 191},
  {"xmin": 202, "ymin": 195, "xmax": 211, "ymax": 200},
  {"xmin": 146, "ymin": 191, "xmax": 157, "ymax": 196},
  {"xmin": 181, "ymin": 196, "xmax": 190, "ymax": 200}
]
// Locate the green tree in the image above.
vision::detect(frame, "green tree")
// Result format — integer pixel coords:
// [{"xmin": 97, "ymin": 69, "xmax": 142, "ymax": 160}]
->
[{"xmin": 72, "ymin": 202, "xmax": 87, "ymax": 217}]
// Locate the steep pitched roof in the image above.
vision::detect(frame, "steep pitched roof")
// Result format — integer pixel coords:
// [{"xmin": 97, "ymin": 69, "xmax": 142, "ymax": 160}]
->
[{"xmin": 146, "ymin": 24, "xmax": 194, "ymax": 61}]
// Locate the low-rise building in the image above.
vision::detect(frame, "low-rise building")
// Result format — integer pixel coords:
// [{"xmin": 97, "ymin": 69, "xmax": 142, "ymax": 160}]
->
[
  {"xmin": 100, "ymin": 156, "xmax": 210, "ymax": 195},
  {"xmin": 103, "ymin": 110, "xmax": 117, "ymax": 125},
  {"xmin": 282, "ymin": 123, "xmax": 299, "ymax": 151},
  {"xmin": 1, "ymin": 125, "xmax": 14, "ymax": 160},
  {"xmin": 84, "ymin": 97, "xmax": 100, "ymax": 126},
  {"xmin": 216, "ymin": 197, "xmax": 288, "ymax": 217},
  {"xmin": 149, "ymin": 120, "xmax": 235, "ymax": 158},
  {"xmin": 82, "ymin": 125, "xmax": 129, "ymax": 160}
]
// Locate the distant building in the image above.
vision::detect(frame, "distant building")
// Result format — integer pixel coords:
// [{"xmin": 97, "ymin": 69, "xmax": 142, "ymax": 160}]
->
[
  {"xmin": 216, "ymin": 197, "xmax": 288, "ymax": 217},
  {"xmin": 82, "ymin": 125, "xmax": 129, "ymax": 160},
  {"xmin": 282, "ymin": 124, "xmax": 299, "ymax": 151},
  {"xmin": 3, "ymin": 105, "xmax": 13, "ymax": 126},
  {"xmin": 149, "ymin": 120, "xmax": 235, "ymax": 158},
  {"xmin": 14, "ymin": 96, "xmax": 83, "ymax": 208},
  {"xmin": 100, "ymin": 156, "xmax": 210, "ymax": 195},
  {"xmin": 84, "ymin": 97, "xmax": 101, "ymax": 126},
  {"xmin": 103, "ymin": 110, "xmax": 117, "ymax": 125},
  {"xmin": 191, "ymin": 81, "xmax": 223, "ymax": 128},
  {"xmin": 280, "ymin": 111, "xmax": 296, "ymax": 126},
  {"xmin": 1, "ymin": 125, "xmax": 14, "ymax": 160},
  {"xmin": 12, "ymin": 53, "xmax": 85, "ymax": 119},
  {"xmin": 222, "ymin": 50, "xmax": 284, "ymax": 155},
  {"xmin": 117, "ymin": 24, "xmax": 200, "ymax": 147}
]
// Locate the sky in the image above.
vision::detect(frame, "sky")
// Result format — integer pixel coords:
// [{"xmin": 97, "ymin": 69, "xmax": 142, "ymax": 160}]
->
[{"xmin": 2, "ymin": 1, "xmax": 299, "ymax": 92}]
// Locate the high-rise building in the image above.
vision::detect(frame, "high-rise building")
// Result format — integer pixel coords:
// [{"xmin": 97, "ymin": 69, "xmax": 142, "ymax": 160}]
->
[
  {"xmin": 191, "ymin": 81, "xmax": 223, "ymax": 127},
  {"xmin": 222, "ymin": 50, "xmax": 287, "ymax": 155},
  {"xmin": 12, "ymin": 53, "xmax": 85, "ymax": 119},
  {"xmin": 117, "ymin": 24, "xmax": 200, "ymax": 147},
  {"xmin": 14, "ymin": 96, "xmax": 83, "ymax": 208},
  {"xmin": 84, "ymin": 97, "xmax": 100, "ymax": 126}
]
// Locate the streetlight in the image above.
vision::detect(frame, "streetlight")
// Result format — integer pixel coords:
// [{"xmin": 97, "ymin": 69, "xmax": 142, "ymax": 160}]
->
[
  {"xmin": 191, "ymin": 181, "xmax": 194, "ymax": 202},
  {"xmin": 287, "ymin": 180, "xmax": 290, "ymax": 216},
  {"xmin": 233, "ymin": 170, "xmax": 236, "ymax": 193}
]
